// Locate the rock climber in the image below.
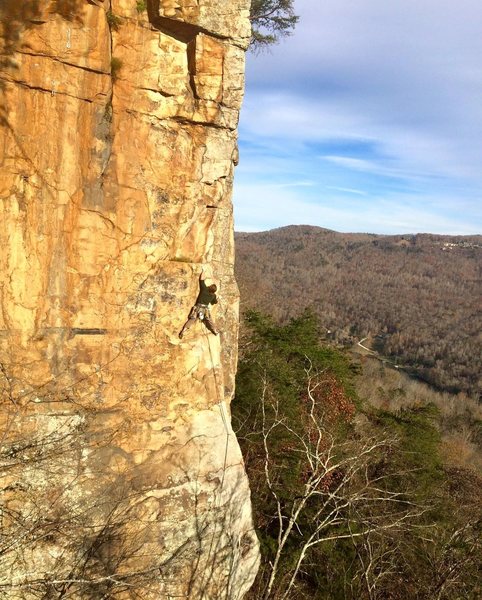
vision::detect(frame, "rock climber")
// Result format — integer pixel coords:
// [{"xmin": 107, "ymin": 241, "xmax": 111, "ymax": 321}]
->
[{"xmin": 179, "ymin": 268, "xmax": 218, "ymax": 338}]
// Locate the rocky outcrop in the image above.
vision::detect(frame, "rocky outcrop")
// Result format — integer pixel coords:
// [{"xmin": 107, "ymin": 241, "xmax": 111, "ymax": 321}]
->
[{"xmin": 0, "ymin": 1, "xmax": 258, "ymax": 598}]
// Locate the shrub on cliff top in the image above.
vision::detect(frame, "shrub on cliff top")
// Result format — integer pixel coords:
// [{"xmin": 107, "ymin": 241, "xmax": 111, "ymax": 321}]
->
[{"xmin": 249, "ymin": 0, "xmax": 299, "ymax": 51}]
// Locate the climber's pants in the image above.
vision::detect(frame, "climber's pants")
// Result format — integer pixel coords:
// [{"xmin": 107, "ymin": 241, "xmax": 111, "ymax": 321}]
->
[{"xmin": 180, "ymin": 304, "xmax": 218, "ymax": 336}]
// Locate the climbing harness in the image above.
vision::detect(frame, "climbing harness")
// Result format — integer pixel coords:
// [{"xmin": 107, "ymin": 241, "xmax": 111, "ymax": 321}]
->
[
  {"xmin": 189, "ymin": 303, "xmax": 209, "ymax": 321},
  {"xmin": 179, "ymin": 301, "xmax": 218, "ymax": 338}
]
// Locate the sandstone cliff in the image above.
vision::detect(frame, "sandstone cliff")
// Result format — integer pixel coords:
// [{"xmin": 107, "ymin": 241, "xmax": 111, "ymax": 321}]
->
[{"xmin": 0, "ymin": 1, "xmax": 259, "ymax": 597}]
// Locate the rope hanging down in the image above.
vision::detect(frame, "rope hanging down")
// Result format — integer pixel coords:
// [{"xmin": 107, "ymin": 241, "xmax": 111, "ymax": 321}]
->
[{"xmin": 204, "ymin": 328, "xmax": 230, "ymax": 492}]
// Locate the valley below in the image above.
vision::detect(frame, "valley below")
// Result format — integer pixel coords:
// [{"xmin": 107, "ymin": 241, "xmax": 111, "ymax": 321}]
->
[{"xmin": 235, "ymin": 225, "xmax": 481, "ymax": 400}]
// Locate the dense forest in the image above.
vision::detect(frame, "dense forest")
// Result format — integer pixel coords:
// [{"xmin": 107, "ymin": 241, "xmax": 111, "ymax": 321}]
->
[
  {"xmin": 235, "ymin": 226, "xmax": 481, "ymax": 399},
  {"xmin": 233, "ymin": 312, "xmax": 481, "ymax": 600}
]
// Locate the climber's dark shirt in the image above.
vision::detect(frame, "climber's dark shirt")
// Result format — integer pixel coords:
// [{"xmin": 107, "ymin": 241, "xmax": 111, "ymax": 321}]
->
[{"xmin": 196, "ymin": 279, "xmax": 218, "ymax": 306}]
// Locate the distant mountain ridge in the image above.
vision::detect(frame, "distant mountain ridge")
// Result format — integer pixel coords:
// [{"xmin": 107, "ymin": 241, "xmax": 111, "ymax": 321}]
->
[
  {"xmin": 235, "ymin": 226, "xmax": 481, "ymax": 398},
  {"xmin": 236, "ymin": 224, "xmax": 482, "ymax": 244}
]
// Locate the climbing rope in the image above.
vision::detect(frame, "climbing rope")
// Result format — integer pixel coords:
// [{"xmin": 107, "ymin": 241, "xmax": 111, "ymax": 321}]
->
[
  {"xmin": 203, "ymin": 328, "xmax": 230, "ymax": 492},
  {"xmin": 196, "ymin": 327, "xmax": 234, "ymax": 597}
]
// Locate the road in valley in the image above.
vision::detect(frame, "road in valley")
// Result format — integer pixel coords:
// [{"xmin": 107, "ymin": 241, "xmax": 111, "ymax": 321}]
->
[{"xmin": 356, "ymin": 336, "xmax": 402, "ymax": 369}]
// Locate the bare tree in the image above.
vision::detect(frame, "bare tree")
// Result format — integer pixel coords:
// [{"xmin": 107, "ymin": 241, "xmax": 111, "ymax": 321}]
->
[{"xmin": 241, "ymin": 363, "xmax": 426, "ymax": 600}]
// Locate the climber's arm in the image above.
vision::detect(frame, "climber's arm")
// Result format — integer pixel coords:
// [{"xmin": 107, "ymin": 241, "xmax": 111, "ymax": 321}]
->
[{"xmin": 199, "ymin": 268, "xmax": 207, "ymax": 290}]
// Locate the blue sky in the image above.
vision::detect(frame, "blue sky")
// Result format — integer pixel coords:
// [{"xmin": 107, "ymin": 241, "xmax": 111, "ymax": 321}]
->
[{"xmin": 233, "ymin": 0, "xmax": 482, "ymax": 234}]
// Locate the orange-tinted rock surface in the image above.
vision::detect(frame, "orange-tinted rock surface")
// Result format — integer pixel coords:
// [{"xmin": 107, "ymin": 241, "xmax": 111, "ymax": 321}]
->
[{"xmin": 0, "ymin": 1, "xmax": 258, "ymax": 597}]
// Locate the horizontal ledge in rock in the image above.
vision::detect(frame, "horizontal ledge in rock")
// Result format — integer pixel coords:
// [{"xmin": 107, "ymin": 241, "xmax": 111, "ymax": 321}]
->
[{"xmin": 71, "ymin": 328, "xmax": 107, "ymax": 336}]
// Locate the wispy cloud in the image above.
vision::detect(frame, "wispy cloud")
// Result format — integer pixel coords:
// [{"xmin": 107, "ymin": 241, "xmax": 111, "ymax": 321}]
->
[
  {"xmin": 326, "ymin": 186, "xmax": 368, "ymax": 196},
  {"xmin": 262, "ymin": 180, "xmax": 316, "ymax": 189},
  {"xmin": 235, "ymin": 0, "xmax": 482, "ymax": 234},
  {"xmin": 234, "ymin": 183, "xmax": 481, "ymax": 235}
]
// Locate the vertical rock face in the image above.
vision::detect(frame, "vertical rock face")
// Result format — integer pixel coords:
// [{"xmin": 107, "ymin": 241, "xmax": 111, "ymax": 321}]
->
[{"xmin": 0, "ymin": 1, "xmax": 259, "ymax": 598}]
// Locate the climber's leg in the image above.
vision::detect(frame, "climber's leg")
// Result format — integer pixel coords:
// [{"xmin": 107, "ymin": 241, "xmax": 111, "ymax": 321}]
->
[
  {"xmin": 203, "ymin": 314, "xmax": 218, "ymax": 336},
  {"xmin": 179, "ymin": 316, "xmax": 196, "ymax": 339}
]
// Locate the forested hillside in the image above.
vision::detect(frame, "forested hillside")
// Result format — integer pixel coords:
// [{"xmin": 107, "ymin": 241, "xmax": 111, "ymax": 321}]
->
[
  {"xmin": 233, "ymin": 312, "xmax": 481, "ymax": 600},
  {"xmin": 235, "ymin": 226, "xmax": 481, "ymax": 398}
]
